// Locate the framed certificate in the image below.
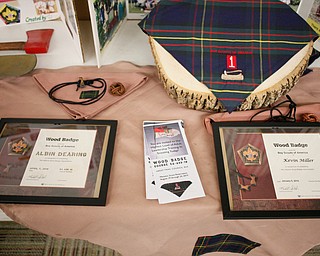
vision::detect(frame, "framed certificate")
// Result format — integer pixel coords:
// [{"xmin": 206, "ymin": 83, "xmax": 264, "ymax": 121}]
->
[
  {"xmin": 0, "ymin": 118, "xmax": 117, "ymax": 206},
  {"xmin": 212, "ymin": 121, "xmax": 320, "ymax": 219}
]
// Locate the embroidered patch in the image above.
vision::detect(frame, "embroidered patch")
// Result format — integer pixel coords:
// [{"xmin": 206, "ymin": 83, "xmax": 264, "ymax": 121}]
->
[
  {"xmin": 221, "ymin": 70, "xmax": 244, "ymax": 81},
  {"xmin": 227, "ymin": 55, "xmax": 237, "ymax": 70},
  {"xmin": 237, "ymin": 143, "xmax": 262, "ymax": 165},
  {"xmin": 0, "ymin": 4, "xmax": 20, "ymax": 25}
]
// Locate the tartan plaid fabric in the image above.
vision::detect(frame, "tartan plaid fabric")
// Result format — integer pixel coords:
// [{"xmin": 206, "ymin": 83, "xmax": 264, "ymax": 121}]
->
[
  {"xmin": 139, "ymin": 0, "xmax": 318, "ymax": 112},
  {"xmin": 192, "ymin": 234, "xmax": 261, "ymax": 255}
]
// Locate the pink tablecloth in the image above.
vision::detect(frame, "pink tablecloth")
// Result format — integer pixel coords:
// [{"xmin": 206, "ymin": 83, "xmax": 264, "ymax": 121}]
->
[{"xmin": 0, "ymin": 62, "xmax": 320, "ymax": 256}]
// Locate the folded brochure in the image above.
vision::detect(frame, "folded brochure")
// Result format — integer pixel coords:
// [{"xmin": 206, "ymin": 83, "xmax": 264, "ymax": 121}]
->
[{"xmin": 143, "ymin": 120, "xmax": 205, "ymax": 204}]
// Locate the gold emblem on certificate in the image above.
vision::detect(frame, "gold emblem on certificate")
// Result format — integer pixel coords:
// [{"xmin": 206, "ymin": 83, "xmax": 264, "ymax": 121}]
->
[
  {"xmin": 237, "ymin": 143, "xmax": 262, "ymax": 165},
  {"xmin": 8, "ymin": 137, "xmax": 30, "ymax": 156}
]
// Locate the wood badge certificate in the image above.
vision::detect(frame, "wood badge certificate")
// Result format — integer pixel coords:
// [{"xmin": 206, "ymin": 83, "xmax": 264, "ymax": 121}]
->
[
  {"xmin": 21, "ymin": 129, "xmax": 97, "ymax": 188},
  {"xmin": 212, "ymin": 121, "xmax": 320, "ymax": 219},
  {"xmin": 262, "ymin": 133, "xmax": 320, "ymax": 199},
  {"xmin": 0, "ymin": 118, "xmax": 117, "ymax": 206},
  {"xmin": 20, "ymin": 129, "xmax": 96, "ymax": 187}
]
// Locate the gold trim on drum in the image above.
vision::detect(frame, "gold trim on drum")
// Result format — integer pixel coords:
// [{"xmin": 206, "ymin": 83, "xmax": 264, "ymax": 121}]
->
[{"xmin": 149, "ymin": 36, "xmax": 314, "ymax": 112}]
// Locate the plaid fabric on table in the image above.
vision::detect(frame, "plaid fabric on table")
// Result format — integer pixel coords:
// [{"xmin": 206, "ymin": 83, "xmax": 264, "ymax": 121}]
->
[
  {"xmin": 139, "ymin": 0, "xmax": 318, "ymax": 112},
  {"xmin": 192, "ymin": 234, "xmax": 261, "ymax": 255}
]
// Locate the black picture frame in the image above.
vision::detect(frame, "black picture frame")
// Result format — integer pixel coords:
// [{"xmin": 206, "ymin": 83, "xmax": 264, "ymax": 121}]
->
[
  {"xmin": 211, "ymin": 121, "xmax": 320, "ymax": 219},
  {"xmin": 0, "ymin": 118, "xmax": 117, "ymax": 206}
]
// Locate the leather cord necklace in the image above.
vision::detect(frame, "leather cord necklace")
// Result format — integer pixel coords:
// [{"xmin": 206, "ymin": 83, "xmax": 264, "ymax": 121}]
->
[
  {"xmin": 250, "ymin": 95, "xmax": 297, "ymax": 122},
  {"xmin": 48, "ymin": 77, "xmax": 107, "ymax": 105}
]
